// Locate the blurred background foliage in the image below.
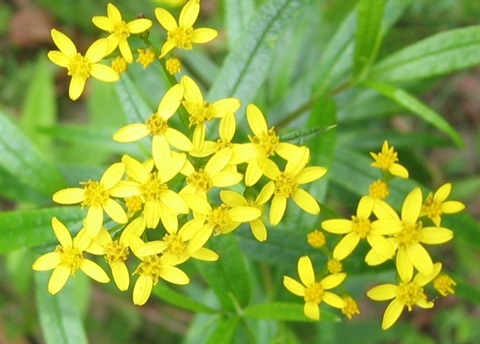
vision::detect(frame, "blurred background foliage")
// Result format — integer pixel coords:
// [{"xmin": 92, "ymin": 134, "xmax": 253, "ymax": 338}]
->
[{"xmin": 0, "ymin": 0, "xmax": 479, "ymax": 343}]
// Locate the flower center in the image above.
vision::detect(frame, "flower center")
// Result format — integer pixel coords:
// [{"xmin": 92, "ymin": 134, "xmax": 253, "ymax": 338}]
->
[
  {"xmin": 168, "ymin": 26, "xmax": 194, "ymax": 50},
  {"xmin": 342, "ymin": 296, "xmax": 360, "ymax": 319},
  {"xmin": 68, "ymin": 53, "xmax": 90, "ymax": 80},
  {"xmin": 137, "ymin": 48, "xmax": 155, "ymax": 68},
  {"xmin": 113, "ymin": 21, "xmax": 130, "ymax": 39},
  {"xmin": 56, "ymin": 245, "xmax": 83, "ymax": 274},
  {"xmin": 351, "ymin": 216, "xmax": 371, "ymax": 239},
  {"xmin": 104, "ymin": 240, "xmax": 129, "ymax": 265},
  {"xmin": 249, "ymin": 128, "xmax": 279, "ymax": 157},
  {"xmin": 81, "ymin": 180, "xmax": 109, "ymax": 207},
  {"xmin": 215, "ymin": 138, "xmax": 233, "ymax": 151},
  {"xmin": 421, "ymin": 193, "xmax": 442, "ymax": 220},
  {"xmin": 369, "ymin": 179, "xmax": 389, "ymax": 200},
  {"xmin": 125, "ymin": 195, "xmax": 143, "ymax": 213},
  {"xmin": 187, "ymin": 102, "xmax": 213, "ymax": 127},
  {"xmin": 163, "ymin": 233, "xmax": 187, "ymax": 258},
  {"xmin": 274, "ymin": 172, "xmax": 298, "ymax": 197},
  {"xmin": 373, "ymin": 147, "xmax": 398, "ymax": 170},
  {"xmin": 395, "ymin": 222, "xmax": 422, "ymax": 249},
  {"xmin": 396, "ymin": 282, "xmax": 426, "ymax": 311},
  {"xmin": 187, "ymin": 170, "xmax": 212, "ymax": 193},
  {"xmin": 433, "ymin": 274, "xmax": 456, "ymax": 297},
  {"xmin": 141, "ymin": 173, "xmax": 167, "ymax": 201},
  {"xmin": 111, "ymin": 56, "xmax": 127, "ymax": 74},
  {"xmin": 146, "ymin": 113, "xmax": 169, "ymax": 136},
  {"xmin": 307, "ymin": 230, "xmax": 326, "ymax": 249},
  {"xmin": 304, "ymin": 282, "xmax": 324, "ymax": 304},
  {"xmin": 207, "ymin": 204, "xmax": 231, "ymax": 235},
  {"xmin": 134, "ymin": 255, "xmax": 164, "ymax": 285},
  {"xmin": 327, "ymin": 259, "xmax": 343, "ymax": 274}
]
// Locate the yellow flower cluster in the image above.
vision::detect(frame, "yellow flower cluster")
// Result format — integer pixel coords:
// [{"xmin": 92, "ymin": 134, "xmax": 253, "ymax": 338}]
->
[{"xmin": 33, "ymin": 1, "xmax": 327, "ymax": 306}]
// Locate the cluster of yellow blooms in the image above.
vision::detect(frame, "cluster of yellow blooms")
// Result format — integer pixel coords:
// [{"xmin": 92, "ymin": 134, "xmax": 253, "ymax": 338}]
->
[
  {"xmin": 32, "ymin": 1, "xmax": 327, "ymax": 307},
  {"xmin": 32, "ymin": 0, "xmax": 465, "ymax": 330},
  {"xmin": 284, "ymin": 140, "xmax": 465, "ymax": 328}
]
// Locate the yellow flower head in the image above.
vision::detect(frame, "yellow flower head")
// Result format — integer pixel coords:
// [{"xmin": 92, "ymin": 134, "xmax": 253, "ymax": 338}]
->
[
  {"xmin": 155, "ymin": 0, "xmax": 218, "ymax": 57},
  {"xmin": 327, "ymin": 259, "xmax": 343, "ymax": 274},
  {"xmin": 370, "ymin": 141, "xmax": 409, "ymax": 179},
  {"xmin": 166, "ymin": 57, "xmax": 182, "ymax": 74},
  {"xmin": 369, "ymin": 179, "xmax": 389, "ymax": 200},
  {"xmin": 111, "ymin": 56, "xmax": 128, "ymax": 74},
  {"xmin": 342, "ymin": 296, "xmax": 360, "ymax": 320},
  {"xmin": 52, "ymin": 163, "xmax": 138, "ymax": 237},
  {"xmin": 92, "ymin": 3, "xmax": 153, "ymax": 63},
  {"xmin": 136, "ymin": 48, "xmax": 156, "ymax": 68},
  {"xmin": 433, "ymin": 273, "xmax": 457, "ymax": 297},
  {"xmin": 283, "ymin": 256, "xmax": 346, "ymax": 320},
  {"xmin": 32, "ymin": 217, "xmax": 110, "ymax": 294},
  {"xmin": 421, "ymin": 183, "xmax": 465, "ymax": 226},
  {"xmin": 47, "ymin": 29, "xmax": 119, "ymax": 100},
  {"xmin": 367, "ymin": 262, "xmax": 441, "ymax": 330},
  {"xmin": 307, "ymin": 229, "xmax": 326, "ymax": 249},
  {"xmin": 322, "ymin": 196, "xmax": 401, "ymax": 261},
  {"xmin": 263, "ymin": 147, "xmax": 327, "ymax": 225}
]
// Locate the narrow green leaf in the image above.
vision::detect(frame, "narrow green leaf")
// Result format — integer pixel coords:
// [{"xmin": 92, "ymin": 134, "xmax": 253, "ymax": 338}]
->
[
  {"xmin": 209, "ymin": 0, "xmax": 309, "ymax": 106},
  {"xmin": 223, "ymin": 0, "xmax": 255, "ymax": 50},
  {"xmin": 0, "ymin": 207, "xmax": 85, "ymax": 253},
  {"xmin": 363, "ymin": 80, "xmax": 463, "ymax": 147},
  {"xmin": 21, "ymin": 52, "xmax": 56, "ymax": 151},
  {"xmin": 371, "ymin": 25, "xmax": 480, "ymax": 82},
  {"xmin": 353, "ymin": 0, "xmax": 386, "ymax": 81},
  {"xmin": 0, "ymin": 166, "xmax": 51, "ymax": 204},
  {"xmin": 35, "ymin": 272, "xmax": 88, "ymax": 344},
  {"xmin": 0, "ymin": 112, "xmax": 66, "ymax": 196},
  {"xmin": 152, "ymin": 283, "xmax": 217, "ymax": 314},
  {"xmin": 205, "ymin": 316, "xmax": 240, "ymax": 344},
  {"xmin": 280, "ymin": 125, "xmax": 336, "ymax": 146},
  {"xmin": 195, "ymin": 235, "xmax": 252, "ymax": 311},
  {"xmin": 244, "ymin": 302, "xmax": 340, "ymax": 322}
]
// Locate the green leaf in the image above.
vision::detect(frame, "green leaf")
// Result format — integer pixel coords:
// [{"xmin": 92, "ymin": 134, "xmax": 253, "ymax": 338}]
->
[
  {"xmin": 35, "ymin": 272, "xmax": 88, "ymax": 344},
  {"xmin": 352, "ymin": 0, "xmax": 386, "ymax": 82},
  {"xmin": 454, "ymin": 275, "xmax": 480, "ymax": 304},
  {"xmin": 205, "ymin": 316, "xmax": 240, "ymax": 344},
  {"xmin": 152, "ymin": 283, "xmax": 217, "ymax": 314},
  {"xmin": 0, "ymin": 112, "xmax": 66, "ymax": 196},
  {"xmin": 208, "ymin": 0, "xmax": 309, "ymax": 106},
  {"xmin": 20, "ymin": 52, "xmax": 56, "ymax": 151},
  {"xmin": 280, "ymin": 125, "xmax": 336, "ymax": 146},
  {"xmin": 244, "ymin": 302, "xmax": 340, "ymax": 322},
  {"xmin": 362, "ymin": 80, "xmax": 463, "ymax": 147},
  {"xmin": 371, "ymin": 25, "xmax": 480, "ymax": 82},
  {"xmin": 0, "ymin": 166, "xmax": 51, "ymax": 204},
  {"xmin": 195, "ymin": 235, "xmax": 252, "ymax": 311},
  {"xmin": 0, "ymin": 207, "xmax": 85, "ymax": 253},
  {"xmin": 223, "ymin": 0, "xmax": 255, "ymax": 50}
]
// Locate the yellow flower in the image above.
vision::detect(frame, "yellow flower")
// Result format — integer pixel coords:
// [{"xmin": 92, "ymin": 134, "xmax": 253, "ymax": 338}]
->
[
  {"xmin": 219, "ymin": 185, "xmax": 274, "ymax": 241},
  {"xmin": 87, "ymin": 217, "xmax": 147, "ymax": 291},
  {"xmin": 92, "ymin": 3, "xmax": 153, "ymax": 63},
  {"xmin": 155, "ymin": 0, "xmax": 218, "ymax": 57},
  {"xmin": 181, "ymin": 149, "xmax": 243, "ymax": 198},
  {"xmin": 166, "ymin": 57, "xmax": 182, "ymax": 74},
  {"xmin": 122, "ymin": 154, "xmax": 189, "ymax": 231},
  {"xmin": 111, "ymin": 56, "xmax": 128, "ymax": 74},
  {"xmin": 243, "ymin": 104, "xmax": 301, "ymax": 186},
  {"xmin": 370, "ymin": 141, "xmax": 409, "ymax": 179},
  {"xmin": 113, "ymin": 83, "xmax": 191, "ymax": 164},
  {"xmin": 421, "ymin": 183, "xmax": 465, "ymax": 226},
  {"xmin": 133, "ymin": 254, "xmax": 190, "ymax": 306},
  {"xmin": 262, "ymin": 147, "xmax": 327, "ymax": 226},
  {"xmin": 136, "ymin": 48, "xmax": 156, "ymax": 68},
  {"xmin": 283, "ymin": 256, "xmax": 346, "ymax": 320},
  {"xmin": 32, "ymin": 217, "xmax": 110, "ymax": 294},
  {"xmin": 433, "ymin": 273, "xmax": 457, "ymax": 297},
  {"xmin": 181, "ymin": 75, "xmax": 240, "ymax": 151},
  {"xmin": 370, "ymin": 188, "xmax": 453, "ymax": 278},
  {"xmin": 52, "ymin": 163, "xmax": 137, "ymax": 237},
  {"xmin": 47, "ymin": 29, "xmax": 119, "ymax": 100},
  {"xmin": 327, "ymin": 259, "xmax": 343, "ymax": 274},
  {"xmin": 307, "ymin": 230, "xmax": 326, "ymax": 249},
  {"xmin": 367, "ymin": 262, "xmax": 441, "ymax": 330},
  {"xmin": 368, "ymin": 179, "xmax": 389, "ymax": 200},
  {"xmin": 342, "ymin": 296, "xmax": 360, "ymax": 320},
  {"xmin": 136, "ymin": 218, "xmax": 219, "ymax": 265},
  {"xmin": 322, "ymin": 196, "xmax": 401, "ymax": 261}
]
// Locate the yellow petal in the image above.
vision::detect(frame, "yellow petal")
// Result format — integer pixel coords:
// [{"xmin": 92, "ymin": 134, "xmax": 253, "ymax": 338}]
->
[
  {"xmin": 275, "ymin": 142, "xmax": 300, "ymax": 160},
  {"xmin": 137, "ymin": 241, "xmax": 167, "ymax": 256},
  {"xmin": 389, "ymin": 163, "xmax": 409, "ymax": 179},
  {"xmin": 85, "ymin": 206, "xmax": 104, "ymax": 237},
  {"xmin": 245, "ymin": 159, "xmax": 265, "ymax": 186},
  {"xmin": 211, "ymin": 98, "xmax": 241, "ymax": 118},
  {"xmin": 114, "ymin": 124, "xmax": 150, "ymax": 142},
  {"xmin": 144, "ymin": 200, "xmax": 161, "ymax": 229},
  {"xmin": 401, "ymin": 188, "xmax": 422, "ymax": 224},
  {"xmin": 292, "ymin": 188, "xmax": 320, "ymax": 214},
  {"xmin": 420, "ymin": 227, "xmax": 453, "ymax": 244},
  {"xmin": 365, "ymin": 247, "xmax": 390, "ymax": 266},
  {"xmin": 81, "ymin": 259, "xmax": 110, "ymax": 283},
  {"xmin": 32, "ymin": 252, "xmax": 60, "ymax": 271},
  {"xmin": 283, "ymin": 276, "xmax": 305, "ymax": 296},
  {"xmin": 323, "ymin": 292, "xmax": 346, "ymax": 309},
  {"xmin": 48, "ymin": 266, "xmax": 70, "ymax": 295},
  {"xmin": 191, "ymin": 28, "xmax": 218, "ymax": 43},
  {"xmin": 373, "ymin": 200, "xmax": 399, "ymax": 220},
  {"xmin": 122, "ymin": 154, "xmax": 148, "ymax": 183},
  {"xmin": 321, "ymin": 273, "xmax": 346, "ymax": 289},
  {"xmin": 90, "ymin": 64, "xmax": 119, "ymax": 82},
  {"xmin": 228, "ymin": 206, "xmax": 261, "ymax": 222},
  {"xmin": 257, "ymin": 181, "xmax": 274, "ymax": 205},
  {"xmin": 159, "ymin": 206, "xmax": 179, "ymax": 233},
  {"xmin": 92, "ymin": 16, "xmax": 114, "ymax": 32},
  {"xmin": 158, "ymin": 84, "xmax": 184, "ymax": 119},
  {"xmin": 298, "ymin": 256, "xmax": 315, "ymax": 286},
  {"xmin": 304, "ymin": 302, "xmax": 320, "ymax": 320},
  {"xmin": 107, "ymin": 2, "xmax": 122, "ymax": 22},
  {"xmin": 53, "ymin": 188, "xmax": 84, "ymax": 204},
  {"xmin": 181, "ymin": 75, "xmax": 203, "ymax": 104},
  {"xmin": 127, "ymin": 18, "xmax": 153, "ymax": 34},
  {"xmin": 219, "ymin": 112, "xmax": 236, "ymax": 141},
  {"xmin": 133, "ymin": 274, "xmax": 153, "ymax": 306},
  {"xmin": 396, "ymin": 248, "xmax": 413, "ymax": 283},
  {"xmin": 179, "ymin": 0, "xmax": 199, "ymax": 27},
  {"xmin": 52, "ymin": 217, "xmax": 73, "ymax": 247},
  {"xmin": 211, "ymin": 172, "xmax": 243, "ymax": 187},
  {"xmin": 247, "ymin": 103, "xmax": 268, "ymax": 136},
  {"xmin": 85, "ymin": 38, "xmax": 109, "ymax": 63},
  {"xmin": 371, "ymin": 219, "xmax": 402, "ymax": 235},
  {"xmin": 270, "ymin": 195, "xmax": 286, "ymax": 226},
  {"xmin": 161, "ymin": 190, "xmax": 189, "ymax": 214},
  {"xmin": 296, "ymin": 166, "xmax": 327, "ymax": 185},
  {"xmin": 160, "ymin": 266, "xmax": 190, "ymax": 285},
  {"xmin": 51, "ymin": 29, "xmax": 77, "ymax": 57},
  {"xmin": 333, "ymin": 233, "xmax": 359, "ymax": 260},
  {"xmin": 321, "ymin": 219, "xmax": 352, "ymax": 234},
  {"xmin": 367, "ymin": 284, "xmax": 397, "ymax": 300},
  {"xmin": 382, "ymin": 299, "xmax": 404, "ymax": 330},
  {"xmin": 111, "ymin": 261, "xmax": 130, "ymax": 291},
  {"xmin": 442, "ymin": 201, "xmax": 465, "ymax": 214},
  {"xmin": 406, "ymin": 243, "xmax": 433, "ymax": 276},
  {"xmin": 250, "ymin": 219, "xmax": 267, "ymax": 242},
  {"xmin": 262, "ymin": 159, "xmax": 280, "ymax": 181},
  {"xmin": 69, "ymin": 75, "xmax": 86, "ymax": 101},
  {"xmin": 119, "ymin": 39, "xmax": 133, "ymax": 63},
  {"xmin": 157, "ymin": 152, "xmax": 186, "ymax": 182},
  {"xmin": 366, "ymin": 234, "xmax": 395, "ymax": 260},
  {"xmin": 189, "ymin": 247, "xmax": 219, "ymax": 261},
  {"xmin": 434, "ymin": 183, "xmax": 451, "ymax": 202},
  {"xmin": 47, "ymin": 51, "xmax": 70, "ymax": 68},
  {"xmin": 101, "ymin": 162, "xmax": 125, "ymax": 189},
  {"xmin": 103, "ymin": 199, "xmax": 128, "ymax": 224},
  {"xmin": 153, "ymin": 135, "xmax": 172, "ymax": 169},
  {"xmin": 160, "ymin": 40, "xmax": 176, "ymax": 58},
  {"xmin": 220, "ymin": 190, "xmax": 247, "ymax": 207}
]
